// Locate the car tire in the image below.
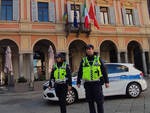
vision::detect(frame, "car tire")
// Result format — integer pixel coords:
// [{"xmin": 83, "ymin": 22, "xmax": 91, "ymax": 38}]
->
[
  {"xmin": 126, "ymin": 82, "xmax": 141, "ymax": 98},
  {"xmin": 66, "ymin": 89, "xmax": 77, "ymax": 104}
]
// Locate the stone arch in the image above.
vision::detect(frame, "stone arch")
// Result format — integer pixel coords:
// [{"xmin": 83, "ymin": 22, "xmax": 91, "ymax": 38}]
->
[
  {"xmin": 0, "ymin": 39, "xmax": 19, "ymax": 85},
  {"xmin": 32, "ymin": 38, "xmax": 57, "ymax": 52},
  {"xmin": 100, "ymin": 40, "xmax": 118, "ymax": 63},
  {"xmin": 0, "ymin": 38, "xmax": 20, "ymax": 51},
  {"xmin": 127, "ymin": 40, "xmax": 143, "ymax": 71},
  {"xmin": 33, "ymin": 39, "xmax": 56, "ymax": 80},
  {"xmin": 67, "ymin": 39, "xmax": 88, "ymax": 50},
  {"xmin": 68, "ymin": 40, "xmax": 87, "ymax": 72}
]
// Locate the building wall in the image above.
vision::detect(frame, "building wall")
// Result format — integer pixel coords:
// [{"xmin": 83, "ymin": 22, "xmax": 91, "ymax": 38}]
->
[{"xmin": 0, "ymin": 0, "xmax": 150, "ymax": 83}]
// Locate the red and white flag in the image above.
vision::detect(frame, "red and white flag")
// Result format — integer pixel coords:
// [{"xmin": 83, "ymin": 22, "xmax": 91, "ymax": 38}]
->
[{"xmin": 89, "ymin": 3, "xmax": 100, "ymax": 29}]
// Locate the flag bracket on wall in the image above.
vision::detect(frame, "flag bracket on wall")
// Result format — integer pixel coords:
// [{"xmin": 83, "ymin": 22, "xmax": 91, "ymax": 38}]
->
[{"xmin": 65, "ymin": 22, "xmax": 91, "ymax": 37}]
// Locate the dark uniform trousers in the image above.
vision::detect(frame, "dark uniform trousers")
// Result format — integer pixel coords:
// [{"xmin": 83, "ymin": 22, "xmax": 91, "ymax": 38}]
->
[
  {"xmin": 84, "ymin": 81, "xmax": 104, "ymax": 113},
  {"xmin": 55, "ymin": 83, "xmax": 68, "ymax": 113}
]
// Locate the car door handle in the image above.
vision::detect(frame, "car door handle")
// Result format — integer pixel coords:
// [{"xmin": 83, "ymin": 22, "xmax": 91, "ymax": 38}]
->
[{"xmin": 121, "ymin": 75, "xmax": 127, "ymax": 77}]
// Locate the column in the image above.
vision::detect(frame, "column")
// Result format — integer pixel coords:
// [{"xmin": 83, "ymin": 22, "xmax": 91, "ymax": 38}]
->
[
  {"xmin": 117, "ymin": 0, "xmax": 123, "ymax": 24},
  {"xmin": 113, "ymin": 0, "xmax": 118, "ymax": 24},
  {"xmin": 20, "ymin": 0, "xmax": 24, "ymax": 21},
  {"xmin": 55, "ymin": 0, "xmax": 59, "ymax": 22},
  {"xmin": 141, "ymin": 0, "xmax": 150, "ymax": 25},
  {"xmin": 142, "ymin": 51, "xmax": 148, "ymax": 76},
  {"xmin": 136, "ymin": 1, "xmax": 142, "ymax": 25},
  {"xmin": 98, "ymin": 51, "xmax": 100, "ymax": 57},
  {"xmin": 19, "ymin": 53, "xmax": 23, "ymax": 77},
  {"xmin": 125, "ymin": 51, "xmax": 128, "ymax": 63},
  {"xmin": 61, "ymin": 0, "xmax": 64, "ymax": 19},
  {"xmin": 117, "ymin": 51, "xmax": 121, "ymax": 63},
  {"xmin": 29, "ymin": 53, "xmax": 34, "ymax": 90},
  {"xmin": 27, "ymin": 0, "xmax": 31, "ymax": 21},
  {"xmin": 66, "ymin": 51, "xmax": 69, "ymax": 64}
]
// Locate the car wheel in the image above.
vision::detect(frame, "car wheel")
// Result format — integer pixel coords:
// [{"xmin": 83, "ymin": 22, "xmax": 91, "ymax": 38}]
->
[
  {"xmin": 66, "ymin": 89, "xmax": 77, "ymax": 104},
  {"xmin": 126, "ymin": 83, "xmax": 141, "ymax": 98}
]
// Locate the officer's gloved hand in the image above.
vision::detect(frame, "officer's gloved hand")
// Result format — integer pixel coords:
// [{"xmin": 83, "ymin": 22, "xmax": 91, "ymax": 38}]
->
[
  {"xmin": 68, "ymin": 86, "xmax": 72, "ymax": 91},
  {"xmin": 48, "ymin": 86, "xmax": 51, "ymax": 90},
  {"xmin": 105, "ymin": 83, "xmax": 110, "ymax": 88}
]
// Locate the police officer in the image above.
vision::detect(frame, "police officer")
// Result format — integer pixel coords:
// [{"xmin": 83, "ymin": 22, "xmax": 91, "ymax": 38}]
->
[
  {"xmin": 77, "ymin": 44, "xmax": 109, "ymax": 113},
  {"xmin": 48, "ymin": 53, "xmax": 72, "ymax": 113}
]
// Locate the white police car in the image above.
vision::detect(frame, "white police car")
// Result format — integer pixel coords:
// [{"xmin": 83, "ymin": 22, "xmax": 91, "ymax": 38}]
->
[{"xmin": 43, "ymin": 63, "xmax": 147, "ymax": 104}]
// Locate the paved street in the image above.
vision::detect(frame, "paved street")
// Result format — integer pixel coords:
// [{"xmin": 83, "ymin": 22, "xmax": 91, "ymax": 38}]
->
[{"xmin": 0, "ymin": 78, "xmax": 150, "ymax": 113}]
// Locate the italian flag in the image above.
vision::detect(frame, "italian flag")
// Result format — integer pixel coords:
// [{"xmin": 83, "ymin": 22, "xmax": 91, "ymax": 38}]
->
[{"xmin": 83, "ymin": 0, "xmax": 90, "ymax": 29}]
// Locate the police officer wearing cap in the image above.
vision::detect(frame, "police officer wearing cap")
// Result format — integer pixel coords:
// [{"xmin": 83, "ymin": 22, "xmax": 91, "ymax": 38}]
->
[
  {"xmin": 77, "ymin": 44, "xmax": 109, "ymax": 113},
  {"xmin": 48, "ymin": 53, "xmax": 72, "ymax": 113}
]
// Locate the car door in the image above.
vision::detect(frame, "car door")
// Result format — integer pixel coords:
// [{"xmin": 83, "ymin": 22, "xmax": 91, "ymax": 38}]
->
[{"xmin": 103, "ymin": 64, "xmax": 129, "ymax": 96}]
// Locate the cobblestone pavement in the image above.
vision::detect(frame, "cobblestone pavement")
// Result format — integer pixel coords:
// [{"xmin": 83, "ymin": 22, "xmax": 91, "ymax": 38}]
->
[{"xmin": 0, "ymin": 78, "xmax": 150, "ymax": 113}]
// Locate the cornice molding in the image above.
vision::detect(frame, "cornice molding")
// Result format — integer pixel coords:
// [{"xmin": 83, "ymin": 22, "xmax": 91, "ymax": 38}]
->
[
  {"xmin": 66, "ymin": 0, "xmax": 83, "ymax": 4},
  {"xmin": 121, "ymin": 1, "xmax": 136, "ymax": 9},
  {"xmin": 95, "ymin": 0, "xmax": 113, "ymax": 6}
]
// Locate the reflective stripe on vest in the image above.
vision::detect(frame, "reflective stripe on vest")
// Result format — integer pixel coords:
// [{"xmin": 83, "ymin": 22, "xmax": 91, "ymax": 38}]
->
[
  {"xmin": 82, "ymin": 56, "xmax": 102, "ymax": 81},
  {"xmin": 54, "ymin": 63, "xmax": 67, "ymax": 80}
]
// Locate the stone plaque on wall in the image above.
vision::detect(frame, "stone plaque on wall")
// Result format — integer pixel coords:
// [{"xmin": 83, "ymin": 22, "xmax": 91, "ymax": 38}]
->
[{"xmin": 21, "ymin": 36, "xmax": 31, "ymax": 51}]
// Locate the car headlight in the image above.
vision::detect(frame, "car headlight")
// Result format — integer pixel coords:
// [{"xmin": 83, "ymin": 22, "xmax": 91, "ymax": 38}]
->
[{"xmin": 43, "ymin": 86, "xmax": 48, "ymax": 90}]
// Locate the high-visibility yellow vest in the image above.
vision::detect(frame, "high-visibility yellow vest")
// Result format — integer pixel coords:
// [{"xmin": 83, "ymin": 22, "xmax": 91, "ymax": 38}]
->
[
  {"xmin": 54, "ymin": 63, "xmax": 67, "ymax": 80},
  {"xmin": 82, "ymin": 56, "xmax": 102, "ymax": 81}
]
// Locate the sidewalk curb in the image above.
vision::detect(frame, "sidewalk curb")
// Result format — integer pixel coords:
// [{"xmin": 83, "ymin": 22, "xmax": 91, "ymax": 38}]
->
[{"xmin": 0, "ymin": 90, "xmax": 43, "ymax": 96}]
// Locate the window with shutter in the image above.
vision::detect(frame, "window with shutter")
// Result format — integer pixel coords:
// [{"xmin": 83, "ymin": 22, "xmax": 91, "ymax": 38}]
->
[
  {"xmin": 38, "ymin": 2, "xmax": 48, "ymax": 22},
  {"xmin": 70, "ymin": 4, "xmax": 80, "ymax": 23},
  {"xmin": 100, "ymin": 7, "xmax": 109, "ymax": 24},
  {"xmin": 126, "ymin": 9, "xmax": 134, "ymax": 25},
  {"xmin": 1, "ymin": 0, "xmax": 13, "ymax": 20}
]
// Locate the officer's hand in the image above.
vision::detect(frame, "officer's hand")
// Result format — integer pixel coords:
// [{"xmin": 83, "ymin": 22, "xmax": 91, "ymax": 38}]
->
[
  {"xmin": 105, "ymin": 83, "xmax": 110, "ymax": 88},
  {"xmin": 68, "ymin": 86, "xmax": 72, "ymax": 91},
  {"xmin": 77, "ymin": 84, "xmax": 80, "ymax": 88},
  {"xmin": 48, "ymin": 86, "xmax": 51, "ymax": 90}
]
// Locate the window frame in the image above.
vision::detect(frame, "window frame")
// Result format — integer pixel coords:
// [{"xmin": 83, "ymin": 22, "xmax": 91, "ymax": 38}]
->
[
  {"xmin": 100, "ymin": 7, "xmax": 109, "ymax": 24},
  {"xmin": 1, "ymin": 0, "xmax": 13, "ymax": 21},
  {"xmin": 126, "ymin": 9, "xmax": 134, "ymax": 25},
  {"xmin": 70, "ymin": 4, "xmax": 80, "ymax": 23},
  {"xmin": 38, "ymin": 2, "xmax": 49, "ymax": 22}
]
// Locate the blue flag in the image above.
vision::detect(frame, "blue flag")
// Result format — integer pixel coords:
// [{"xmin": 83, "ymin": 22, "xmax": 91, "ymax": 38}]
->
[{"xmin": 73, "ymin": 2, "xmax": 78, "ymax": 28}]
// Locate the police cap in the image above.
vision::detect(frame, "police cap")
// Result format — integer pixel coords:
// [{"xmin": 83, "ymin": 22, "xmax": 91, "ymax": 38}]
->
[
  {"xmin": 55, "ymin": 53, "xmax": 63, "ymax": 58},
  {"xmin": 86, "ymin": 44, "xmax": 94, "ymax": 49}
]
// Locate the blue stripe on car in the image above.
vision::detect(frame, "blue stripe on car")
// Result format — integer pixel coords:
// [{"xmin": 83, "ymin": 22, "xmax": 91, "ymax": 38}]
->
[
  {"xmin": 72, "ymin": 81, "xmax": 77, "ymax": 85},
  {"xmin": 71, "ymin": 75, "xmax": 141, "ymax": 85},
  {"xmin": 109, "ymin": 74, "xmax": 141, "ymax": 82}
]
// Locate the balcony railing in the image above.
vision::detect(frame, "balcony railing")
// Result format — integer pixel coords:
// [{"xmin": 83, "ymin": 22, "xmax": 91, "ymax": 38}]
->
[{"xmin": 65, "ymin": 22, "xmax": 91, "ymax": 37}]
